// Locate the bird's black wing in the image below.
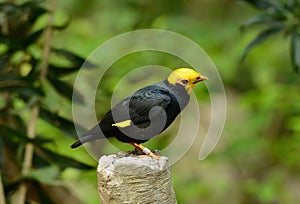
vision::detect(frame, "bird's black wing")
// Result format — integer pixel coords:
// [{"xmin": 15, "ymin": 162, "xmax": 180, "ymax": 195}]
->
[
  {"xmin": 128, "ymin": 86, "xmax": 171, "ymax": 126},
  {"xmin": 101, "ymin": 85, "xmax": 171, "ymax": 127}
]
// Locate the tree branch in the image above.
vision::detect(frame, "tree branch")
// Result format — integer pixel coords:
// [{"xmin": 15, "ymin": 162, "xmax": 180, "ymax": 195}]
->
[{"xmin": 0, "ymin": 170, "xmax": 6, "ymax": 204}]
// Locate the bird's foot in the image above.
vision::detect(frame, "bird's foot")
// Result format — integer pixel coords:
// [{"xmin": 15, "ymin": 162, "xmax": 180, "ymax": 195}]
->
[
  {"xmin": 144, "ymin": 151, "xmax": 160, "ymax": 160},
  {"xmin": 129, "ymin": 142, "xmax": 160, "ymax": 160}
]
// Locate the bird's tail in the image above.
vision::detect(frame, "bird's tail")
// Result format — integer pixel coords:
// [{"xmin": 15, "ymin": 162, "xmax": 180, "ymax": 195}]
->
[
  {"xmin": 70, "ymin": 140, "xmax": 82, "ymax": 148},
  {"xmin": 70, "ymin": 124, "xmax": 105, "ymax": 149},
  {"xmin": 70, "ymin": 134, "xmax": 99, "ymax": 148}
]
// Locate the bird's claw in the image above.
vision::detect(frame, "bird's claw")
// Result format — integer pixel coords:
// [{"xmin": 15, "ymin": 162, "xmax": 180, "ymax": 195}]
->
[
  {"xmin": 138, "ymin": 152, "xmax": 160, "ymax": 160},
  {"xmin": 129, "ymin": 142, "xmax": 160, "ymax": 160},
  {"xmin": 147, "ymin": 152, "xmax": 161, "ymax": 160}
]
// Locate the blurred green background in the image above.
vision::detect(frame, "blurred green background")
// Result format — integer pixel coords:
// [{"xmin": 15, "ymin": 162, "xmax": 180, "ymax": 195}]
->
[{"xmin": 1, "ymin": 0, "xmax": 300, "ymax": 203}]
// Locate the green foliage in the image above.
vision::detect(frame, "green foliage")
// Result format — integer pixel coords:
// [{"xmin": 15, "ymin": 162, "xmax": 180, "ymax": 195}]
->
[
  {"xmin": 241, "ymin": 0, "xmax": 300, "ymax": 73},
  {"xmin": 0, "ymin": 1, "xmax": 94, "ymax": 203}
]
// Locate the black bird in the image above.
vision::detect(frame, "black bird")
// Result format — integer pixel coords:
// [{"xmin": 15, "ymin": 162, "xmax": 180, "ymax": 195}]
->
[{"xmin": 71, "ymin": 68, "xmax": 208, "ymax": 159}]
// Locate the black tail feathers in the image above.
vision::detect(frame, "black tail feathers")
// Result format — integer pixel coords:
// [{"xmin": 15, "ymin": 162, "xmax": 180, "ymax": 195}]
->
[
  {"xmin": 70, "ymin": 140, "xmax": 82, "ymax": 148},
  {"xmin": 70, "ymin": 134, "xmax": 100, "ymax": 149},
  {"xmin": 70, "ymin": 125, "xmax": 104, "ymax": 149}
]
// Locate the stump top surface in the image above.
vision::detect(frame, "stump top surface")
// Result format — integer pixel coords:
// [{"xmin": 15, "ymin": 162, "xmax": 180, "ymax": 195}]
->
[{"xmin": 98, "ymin": 152, "xmax": 169, "ymax": 175}]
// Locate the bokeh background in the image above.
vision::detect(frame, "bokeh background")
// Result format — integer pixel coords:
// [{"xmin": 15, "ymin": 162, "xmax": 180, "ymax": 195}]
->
[{"xmin": 1, "ymin": 0, "xmax": 300, "ymax": 203}]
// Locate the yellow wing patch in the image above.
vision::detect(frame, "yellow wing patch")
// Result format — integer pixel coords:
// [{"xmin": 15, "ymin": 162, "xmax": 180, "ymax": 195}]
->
[{"xmin": 112, "ymin": 120, "xmax": 132, "ymax": 128}]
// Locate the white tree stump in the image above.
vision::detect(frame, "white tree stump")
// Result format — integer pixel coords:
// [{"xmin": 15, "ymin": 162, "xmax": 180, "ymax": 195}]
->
[{"xmin": 97, "ymin": 152, "xmax": 177, "ymax": 204}]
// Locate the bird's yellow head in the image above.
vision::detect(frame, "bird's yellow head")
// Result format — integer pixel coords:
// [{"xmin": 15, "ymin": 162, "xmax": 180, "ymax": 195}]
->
[{"xmin": 167, "ymin": 68, "xmax": 208, "ymax": 94}]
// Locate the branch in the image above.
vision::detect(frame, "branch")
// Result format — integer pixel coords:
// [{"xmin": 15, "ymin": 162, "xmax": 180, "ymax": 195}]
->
[{"xmin": 0, "ymin": 170, "xmax": 6, "ymax": 204}]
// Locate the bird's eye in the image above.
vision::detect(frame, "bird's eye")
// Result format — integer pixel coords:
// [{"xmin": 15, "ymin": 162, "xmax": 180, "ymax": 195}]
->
[{"xmin": 181, "ymin": 79, "xmax": 189, "ymax": 84}]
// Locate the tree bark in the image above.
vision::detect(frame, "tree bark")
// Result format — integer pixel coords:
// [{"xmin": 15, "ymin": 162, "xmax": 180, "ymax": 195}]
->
[{"xmin": 97, "ymin": 153, "xmax": 177, "ymax": 204}]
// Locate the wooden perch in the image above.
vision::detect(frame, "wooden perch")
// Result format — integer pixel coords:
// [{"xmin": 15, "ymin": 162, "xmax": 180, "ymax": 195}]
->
[{"xmin": 97, "ymin": 152, "xmax": 177, "ymax": 203}]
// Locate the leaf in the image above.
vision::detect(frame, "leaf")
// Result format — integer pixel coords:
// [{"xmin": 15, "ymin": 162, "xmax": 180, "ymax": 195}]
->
[
  {"xmin": 1, "ymin": 85, "xmax": 44, "ymax": 99},
  {"xmin": 291, "ymin": 30, "xmax": 300, "ymax": 73},
  {"xmin": 47, "ymin": 73, "xmax": 84, "ymax": 104},
  {"xmin": 48, "ymin": 65, "xmax": 86, "ymax": 77},
  {"xmin": 0, "ymin": 1, "xmax": 46, "ymax": 51},
  {"xmin": 267, "ymin": 0, "xmax": 291, "ymax": 16},
  {"xmin": 0, "ymin": 73, "xmax": 42, "ymax": 99},
  {"xmin": 34, "ymin": 146, "xmax": 94, "ymax": 170},
  {"xmin": 0, "ymin": 74, "xmax": 25, "ymax": 87},
  {"xmin": 52, "ymin": 48, "xmax": 96, "ymax": 69},
  {"xmin": 52, "ymin": 17, "xmax": 71, "ymax": 31},
  {"xmin": 3, "ymin": 28, "xmax": 44, "ymax": 51},
  {"xmin": 242, "ymin": 0, "xmax": 291, "ymax": 15},
  {"xmin": 20, "ymin": 0, "xmax": 47, "ymax": 24},
  {"xmin": 39, "ymin": 107, "xmax": 86, "ymax": 137},
  {"xmin": 48, "ymin": 65, "xmax": 80, "ymax": 76},
  {"xmin": 0, "ymin": 125, "xmax": 52, "ymax": 145},
  {"xmin": 241, "ymin": 12, "xmax": 285, "ymax": 30},
  {"xmin": 242, "ymin": 26, "xmax": 284, "ymax": 60},
  {"xmin": 32, "ymin": 151, "xmax": 52, "ymax": 169},
  {"xmin": 27, "ymin": 166, "xmax": 60, "ymax": 185},
  {"xmin": 23, "ymin": 29, "xmax": 44, "ymax": 48},
  {"xmin": 241, "ymin": 0, "xmax": 273, "ymax": 10}
]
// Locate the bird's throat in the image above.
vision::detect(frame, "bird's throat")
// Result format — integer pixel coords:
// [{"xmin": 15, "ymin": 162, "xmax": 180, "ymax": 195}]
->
[{"xmin": 185, "ymin": 84, "xmax": 195, "ymax": 95}]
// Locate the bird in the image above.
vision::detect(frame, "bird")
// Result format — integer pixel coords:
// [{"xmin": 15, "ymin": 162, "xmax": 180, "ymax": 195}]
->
[{"xmin": 71, "ymin": 68, "xmax": 208, "ymax": 160}]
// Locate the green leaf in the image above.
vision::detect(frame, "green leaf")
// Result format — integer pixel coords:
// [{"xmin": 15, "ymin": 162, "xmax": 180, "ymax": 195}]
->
[
  {"xmin": 241, "ymin": 12, "xmax": 285, "ymax": 30},
  {"xmin": 48, "ymin": 65, "xmax": 81, "ymax": 76},
  {"xmin": 52, "ymin": 18, "xmax": 71, "ymax": 31},
  {"xmin": 242, "ymin": 26, "xmax": 284, "ymax": 60},
  {"xmin": 32, "ymin": 151, "xmax": 52, "ymax": 169},
  {"xmin": 52, "ymin": 48, "xmax": 96, "ymax": 69},
  {"xmin": 268, "ymin": 0, "xmax": 291, "ymax": 16},
  {"xmin": 35, "ymin": 146, "xmax": 94, "ymax": 170},
  {"xmin": 20, "ymin": 1, "xmax": 47, "ymax": 24},
  {"xmin": 0, "ymin": 125, "xmax": 52, "ymax": 145},
  {"xmin": 242, "ymin": 0, "xmax": 291, "ymax": 16},
  {"xmin": 48, "ymin": 64, "xmax": 91, "ymax": 77},
  {"xmin": 39, "ymin": 107, "xmax": 86, "ymax": 137},
  {"xmin": 291, "ymin": 30, "xmax": 300, "ymax": 73},
  {"xmin": 47, "ymin": 74, "xmax": 84, "ymax": 104},
  {"xmin": 241, "ymin": 0, "xmax": 273, "ymax": 10},
  {"xmin": 3, "ymin": 28, "xmax": 44, "ymax": 51},
  {"xmin": 23, "ymin": 29, "xmax": 44, "ymax": 48},
  {"xmin": 0, "ymin": 85, "xmax": 43, "ymax": 99},
  {"xmin": 0, "ymin": 74, "xmax": 25, "ymax": 87},
  {"xmin": 27, "ymin": 166, "xmax": 60, "ymax": 185}
]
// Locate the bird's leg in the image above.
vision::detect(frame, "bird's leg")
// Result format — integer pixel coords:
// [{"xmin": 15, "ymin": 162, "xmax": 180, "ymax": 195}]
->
[{"xmin": 129, "ymin": 142, "xmax": 160, "ymax": 160}]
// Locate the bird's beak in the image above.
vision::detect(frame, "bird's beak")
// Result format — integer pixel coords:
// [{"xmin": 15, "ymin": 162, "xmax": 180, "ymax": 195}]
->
[
  {"xmin": 192, "ymin": 75, "xmax": 208, "ymax": 84},
  {"xmin": 199, "ymin": 75, "xmax": 208, "ymax": 81}
]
